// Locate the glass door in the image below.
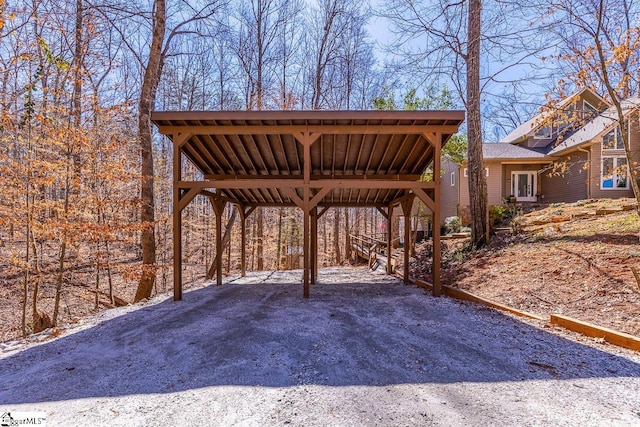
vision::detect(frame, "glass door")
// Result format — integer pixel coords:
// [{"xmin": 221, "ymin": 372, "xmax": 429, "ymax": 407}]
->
[{"xmin": 511, "ymin": 171, "xmax": 536, "ymax": 202}]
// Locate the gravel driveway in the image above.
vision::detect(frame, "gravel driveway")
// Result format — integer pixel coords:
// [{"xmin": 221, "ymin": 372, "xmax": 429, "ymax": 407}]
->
[{"xmin": 1, "ymin": 267, "xmax": 639, "ymax": 426}]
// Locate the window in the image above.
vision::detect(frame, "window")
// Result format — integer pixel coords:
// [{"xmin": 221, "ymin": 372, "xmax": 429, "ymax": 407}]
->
[
  {"xmin": 602, "ymin": 121, "xmax": 628, "ymax": 150},
  {"xmin": 556, "ymin": 121, "xmax": 569, "ymax": 136},
  {"xmin": 534, "ymin": 126, "xmax": 551, "ymax": 139},
  {"xmin": 583, "ymin": 100, "xmax": 597, "ymax": 118},
  {"xmin": 601, "ymin": 157, "xmax": 629, "ymax": 189},
  {"xmin": 463, "ymin": 167, "xmax": 489, "ymax": 177},
  {"xmin": 450, "ymin": 172, "xmax": 455, "ymax": 187}
]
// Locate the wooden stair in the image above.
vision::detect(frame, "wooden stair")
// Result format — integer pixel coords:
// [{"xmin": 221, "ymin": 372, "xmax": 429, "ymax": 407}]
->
[{"xmin": 349, "ymin": 233, "xmax": 402, "ymax": 272}]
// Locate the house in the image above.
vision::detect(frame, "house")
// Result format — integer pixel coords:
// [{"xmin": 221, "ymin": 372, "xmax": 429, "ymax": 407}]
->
[
  {"xmin": 1, "ymin": 412, "xmax": 13, "ymax": 426},
  {"xmin": 445, "ymin": 88, "xmax": 640, "ymax": 224}
]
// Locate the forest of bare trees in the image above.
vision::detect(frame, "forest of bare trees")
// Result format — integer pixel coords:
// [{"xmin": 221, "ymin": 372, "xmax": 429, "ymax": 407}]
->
[
  {"xmin": 0, "ymin": 0, "xmax": 403, "ymax": 339},
  {"xmin": 1, "ymin": 0, "xmax": 638, "ymax": 340}
]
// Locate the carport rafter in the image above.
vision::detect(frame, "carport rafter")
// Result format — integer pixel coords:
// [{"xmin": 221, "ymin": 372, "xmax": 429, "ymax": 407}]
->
[{"xmin": 155, "ymin": 110, "xmax": 464, "ymax": 301}]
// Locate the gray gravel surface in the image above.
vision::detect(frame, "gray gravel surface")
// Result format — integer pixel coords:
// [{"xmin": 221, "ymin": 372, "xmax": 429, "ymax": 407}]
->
[{"xmin": 1, "ymin": 267, "xmax": 639, "ymax": 426}]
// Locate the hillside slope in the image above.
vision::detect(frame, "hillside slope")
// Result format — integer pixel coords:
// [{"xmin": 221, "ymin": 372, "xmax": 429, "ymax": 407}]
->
[{"xmin": 438, "ymin": 199, "xmax": 640, "ymax": 336}]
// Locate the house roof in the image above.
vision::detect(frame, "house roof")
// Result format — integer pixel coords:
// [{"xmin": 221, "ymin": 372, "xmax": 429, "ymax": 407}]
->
[
  {"xmin": 501, "ymin": 88, "xmax": 608, "ymax": 144},
  {"xmin": 482, "ymin": 143, "xmax": 548, "ymax": 160},
  {"xmin": 502, "ymin": 116, "xmax": 542, "ymax": 144},
  {"xmin": 548, "ymin": 97, "xmax": 640, "ymax": 155}
]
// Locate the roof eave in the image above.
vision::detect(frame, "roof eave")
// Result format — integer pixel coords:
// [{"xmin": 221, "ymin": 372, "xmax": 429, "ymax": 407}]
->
[
  {"xmin": 498, "ymin": 157, "xmax": 555, "ymax": 164},
  {"xmin": 548, "ymin": 142, "xmax": 594, "ymax": 157},
  {"xmin": 151, "ymin": 109, "xmax": 466, "ymax": 123}
]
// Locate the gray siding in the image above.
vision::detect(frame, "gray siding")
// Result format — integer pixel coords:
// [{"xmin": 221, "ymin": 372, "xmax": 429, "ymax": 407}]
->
[
  {"xmin": 459, "ymin": 161, "xmax": 502, "ymax": 206},
  {"xmin": 539, "ymin": 152, "xmax": 589, "ymax": 203},
  {"xmin": 440, "ymin": 158, "xmax": 460, "ymax": 219}
]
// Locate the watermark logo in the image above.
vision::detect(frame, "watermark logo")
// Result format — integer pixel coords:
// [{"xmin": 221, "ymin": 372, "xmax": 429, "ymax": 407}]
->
[{"xmin": 0, "ymin": 412, "xmax": 47, "ymax": 426}]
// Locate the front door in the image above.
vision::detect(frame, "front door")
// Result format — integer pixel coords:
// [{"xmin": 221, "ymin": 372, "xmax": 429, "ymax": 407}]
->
[{"xmin": 511, "ymin": 171, "xmax": 536, "ymax": 202}]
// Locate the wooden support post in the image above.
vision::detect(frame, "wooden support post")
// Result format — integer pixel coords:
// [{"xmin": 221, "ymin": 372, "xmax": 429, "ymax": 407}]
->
[
  {"xmin": 401, "ymin": 195, "xmax": 414, "ymax": 285},
  {"xmin": 282, "ymin": 186, "xmax": 316, "ymax": 297},
  {"xmin": 303, "ymin": 207, "xmax": 310, "ymax": 298},
  {"xmin": 238, "ymin": 206, "xmax": 255, "ymax": 277},
  {"xmin": 432, "ymin": 134, "xmax": 442, "ymax": 297},
  {"xmin": 386, "ymin": 206, "xmax": 393, "ymax": 275},
  {"xmin": 173, "ymin": 141, "xmax": 183, "ymax": 301},
  {"xmin": 212, "ymin": 198, "xmax": 226, "ymax": 286},
  {"xmin": 292, "ymin": 132, "xmax": 320, "ymax": 298},
  {"xmin": 311, "ymin": 207, "xmax": 318, "ymax": 284}
]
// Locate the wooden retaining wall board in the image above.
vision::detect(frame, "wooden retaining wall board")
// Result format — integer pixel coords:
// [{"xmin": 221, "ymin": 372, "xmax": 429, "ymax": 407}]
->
[
  {"xmin": 409, "ymin": 276, "xmax": 640, "ymax": 351},
  {"xmin": 410, "ymin": 277, "xmax": 546, "ymax": 321},
  {"xmin": 441, "ymin": 286, "xmax": 547, "ymax": 321},
  {"xmin": 550, "ymin": 315, "xmax": 640, "ymax": 352}
]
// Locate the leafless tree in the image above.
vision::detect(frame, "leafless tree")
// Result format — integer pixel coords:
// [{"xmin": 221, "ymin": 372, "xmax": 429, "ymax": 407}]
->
[
  {"xmin": 381, "ymin": 0, "xmax": 550, "ymax": 246},
  {"xmin": 542, "ymin": 0, "xmax": 640, "ymax": 211}
]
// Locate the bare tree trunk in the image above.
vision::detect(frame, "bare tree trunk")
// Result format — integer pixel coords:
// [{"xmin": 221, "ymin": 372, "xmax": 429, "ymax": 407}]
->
[
  {"xmin": 373, "ymin": 208, "xmax": 378, "ymax": 236},
  {"xmin": 32, "ymin": 276, "xmax": 50, "ymax": 334},
  {"xmin": 72, "ymin": 0, "xmax": 83, "ymax": 126},
  {"xmin": 344, "ymin": 208, "xmax": 350, "ymax": 262},
  {"xmin": 256, "ymin": 208, "xmax": 264, "ymax": 270},
  {"xmin": 54, "ymin": 0, "xmax": 84, "ymax": 323},
  {"xmin": 94, "ymin": 252, "xmax": 100, "ymax": 310},
  {"xmin": 22, "ymin": 192, "xmax": 31, "ymax": 337},
  {"xmin": 276, "ymin": 207, "xmax": 283, "ymax": 269},
  {"xmin": 134, "ymin": 0, "xmax": 166, "ymax": 302},
  {"xmin": 466, "ymin": 0, "xmax": 489, "ymax": 248},
  {"xmin": 105, "ymin": 240, "xmax": 114, "ymax": 305},
  {"xmin": 589, "ymin": 0, "xmax": 640, "ymax": 212},
  {"xmin": 53, "ymin": 162, "xmax": 71, "ymax": 326},
  {"xmin": 100, "ymin": 210, "xmax": 114, "ymax": 305},
  {"xmin": 322, "ymin": 215, "xmax": 327, "ymax": 265},
  {"xmin": 251, "ymin": 216, "xmax": 256, "ymax": 270}
]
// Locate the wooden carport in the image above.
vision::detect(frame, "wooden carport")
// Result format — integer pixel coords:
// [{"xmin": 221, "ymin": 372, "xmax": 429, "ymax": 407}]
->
[{"xmin": 150, "ymin": 110, "xmax": 465, "ymax": 300}]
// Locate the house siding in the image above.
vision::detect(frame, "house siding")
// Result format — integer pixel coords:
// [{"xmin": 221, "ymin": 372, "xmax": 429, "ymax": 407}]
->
[
  {"xmin": 591, "ymin": 116, "xmax": 640, "ymax": 199},
  {"xmin": 459, "ymin": 161, "xmax": 502, "ymax": 206},
  {"xmin": 440, "ymin": 158, "xmax": 460, "ymax": 219},
  {"xmin": 539, "ymin": 152, "xmax": 589, "ymax": 203}
]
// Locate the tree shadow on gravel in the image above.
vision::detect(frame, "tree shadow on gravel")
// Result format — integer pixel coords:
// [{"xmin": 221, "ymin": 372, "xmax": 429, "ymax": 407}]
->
[{"xmin": 1, "ymin": 269, "xmax": 639, "ymax": 405}]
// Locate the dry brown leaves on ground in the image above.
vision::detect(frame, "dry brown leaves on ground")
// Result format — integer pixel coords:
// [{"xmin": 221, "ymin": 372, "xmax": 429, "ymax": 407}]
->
[{"xmin": 428, "ymin": 199, "xmax": 640, "ymax": 337}]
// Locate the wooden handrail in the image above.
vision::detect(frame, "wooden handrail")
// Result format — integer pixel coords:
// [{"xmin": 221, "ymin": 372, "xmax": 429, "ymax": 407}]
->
[{"xmin": 349, "ymin": 233, "xmax": 387, "ymax": 247}]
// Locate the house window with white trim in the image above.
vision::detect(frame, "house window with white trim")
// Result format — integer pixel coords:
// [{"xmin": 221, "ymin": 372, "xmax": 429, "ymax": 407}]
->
[
  {"xmin": 556, "ymin": 121, "xmax": 569, "ymax": 136},
  {"xmin": 583, "ymin": 100, "xmax": 597, "ymax": 118},
  {"xmin": 463, "ymin": 167, "xmax": 489, "ymax": 177},
  {"xmin": 602, "ymin": 121, "xmax": 628, "ymax": 150},
  {"xmin": 534, "ymin": 126, "xmax": 551, "ymax": 139},
  {"xmin": 450, "ymin": 172, "xmax": 455, "ymax": 187},
  {"xmin": 601, "ymin": 157, "xmax": 629, "ymax": 189}
]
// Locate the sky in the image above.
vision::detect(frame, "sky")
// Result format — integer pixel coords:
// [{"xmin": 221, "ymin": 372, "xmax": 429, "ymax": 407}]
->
[{"xmin": 362, "ymin": 0, "xmax": 558, "ymax": 141}]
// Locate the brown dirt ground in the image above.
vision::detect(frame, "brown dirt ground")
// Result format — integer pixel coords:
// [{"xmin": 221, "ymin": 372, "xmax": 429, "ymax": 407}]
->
[
  {"xmin": 433, "ymin": 198, "xmax": 640, "ymax": 337},
  {"xmin": 0, "ymin": 257, "xmax": 207, "ymax": 343}
]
